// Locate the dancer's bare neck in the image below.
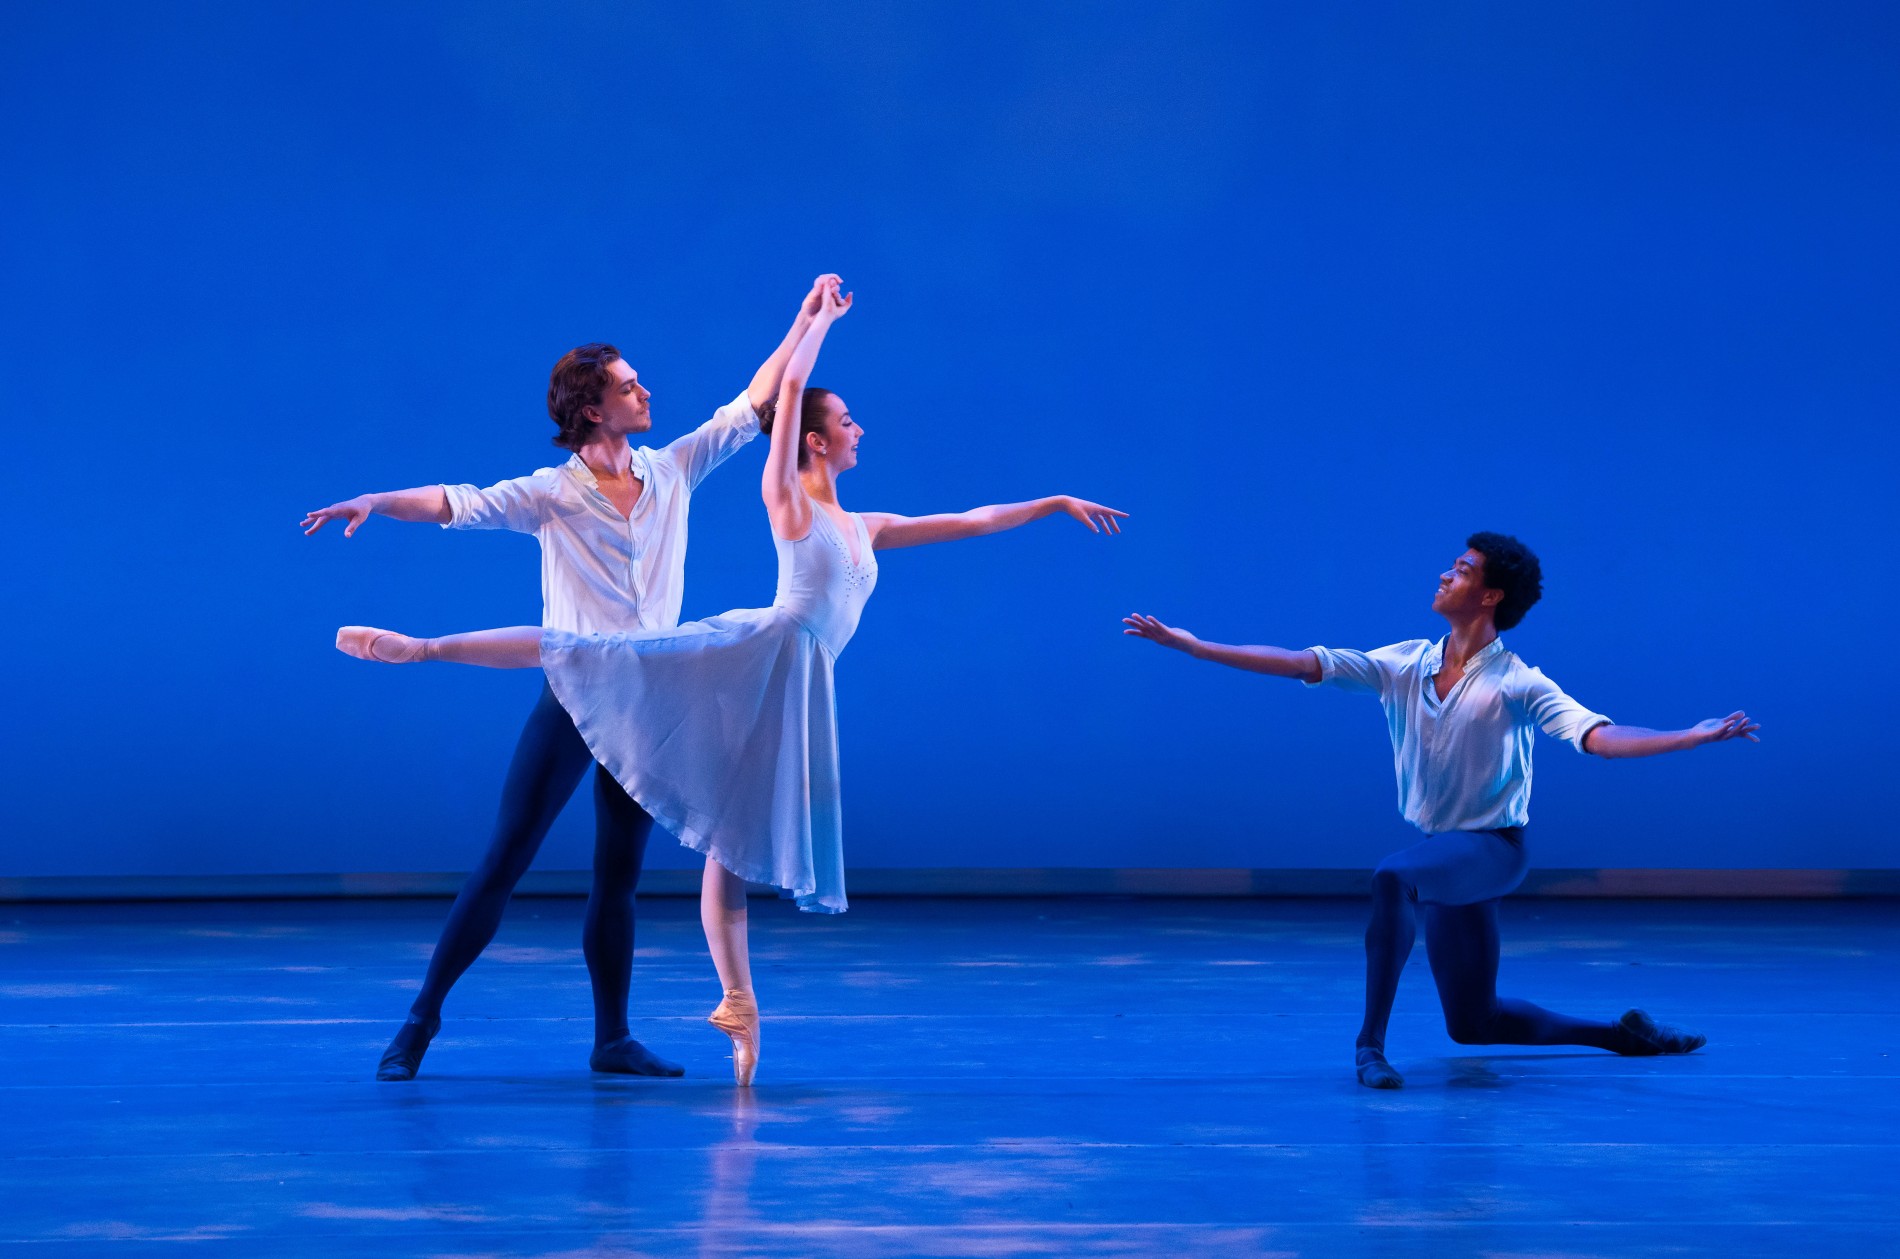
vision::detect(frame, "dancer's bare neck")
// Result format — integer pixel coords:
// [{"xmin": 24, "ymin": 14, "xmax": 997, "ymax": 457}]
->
[
  {"xmin": 1441, "ymin": 615, "xmax": 1498, "ymax": 668},
  {"xmin": 800, "ymin": 464, "xmax": 842, "ymax": 508},
  {"xmin": 579, "ymin": 433, "xmax": 635, "ymax": 482}
]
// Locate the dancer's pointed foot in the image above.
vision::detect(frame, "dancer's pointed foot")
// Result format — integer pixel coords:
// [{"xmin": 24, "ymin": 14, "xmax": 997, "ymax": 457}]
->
[
  {"xmin": 708, "ymin": 989, "xmax": 760, "ymax": 1087},
  {"xmin": 1355, "ymin": 1044, "xmax": 1405, "ymax": 1090},
  {"xmin": 590, "ymin": 1035, "xmax": 685, "ymax": 1077},
  {"xmin": 337, "ymin": 626, "xmax": 429, "ymax": 663},
  {"xmin": 376, "ymin": 1012, "xmax": 441, "ymax": 1081},
  {"xmin": 1614, "ymin": 1009, "xmax": 1707, "ymax": 1056}
]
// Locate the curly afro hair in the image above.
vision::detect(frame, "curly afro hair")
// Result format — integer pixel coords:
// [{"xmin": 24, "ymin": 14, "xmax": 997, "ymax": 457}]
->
[{"xmin": 1466, "ymin": 531, "xmax": 1543, "ymax": 631}]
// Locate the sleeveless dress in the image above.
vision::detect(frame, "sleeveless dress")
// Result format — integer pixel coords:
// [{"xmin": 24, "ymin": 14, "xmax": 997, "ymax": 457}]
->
[{"xmin": 540, "ymin": 506, "xmax": 877, "ymax": 913}]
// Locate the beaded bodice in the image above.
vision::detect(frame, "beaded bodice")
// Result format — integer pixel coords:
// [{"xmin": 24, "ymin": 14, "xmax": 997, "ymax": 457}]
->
[{"xmin": 771, "ymin": 505, "xmax": 878, "ymax": 656}]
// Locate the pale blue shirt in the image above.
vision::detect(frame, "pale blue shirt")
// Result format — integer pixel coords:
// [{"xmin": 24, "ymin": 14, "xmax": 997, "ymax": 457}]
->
[
  {"xmin": 1305, "ymin": 636, "xmax": 1612, "ymax": 834},
  {"xmin": 440, "ymin": 392, "xmax": 759, "ymax": 635}
]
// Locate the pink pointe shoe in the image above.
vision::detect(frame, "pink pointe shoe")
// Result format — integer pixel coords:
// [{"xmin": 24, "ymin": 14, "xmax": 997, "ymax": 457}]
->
[
  {"xmin": 708, "ymin": 989, "xmax": 760, "ymax": 1086},
  {"xmin": 336, "ymin": 626, "xmax": 428, "ymax": 663}
]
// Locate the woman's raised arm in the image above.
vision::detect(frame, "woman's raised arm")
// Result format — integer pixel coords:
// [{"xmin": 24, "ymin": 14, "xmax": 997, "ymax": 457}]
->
[{"xmin": 762, "ymin": 281, "xmax": 851, "ymax": 540}]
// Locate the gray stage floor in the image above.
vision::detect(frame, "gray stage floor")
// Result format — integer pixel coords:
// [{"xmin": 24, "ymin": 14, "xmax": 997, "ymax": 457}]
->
[{"xmin": 1, "ymin": 896, "xmax": 1894, "ymax": 1256}]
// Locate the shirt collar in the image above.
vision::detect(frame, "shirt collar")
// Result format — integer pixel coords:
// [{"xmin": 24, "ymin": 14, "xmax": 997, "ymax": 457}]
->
[
  {"xmin": 566, "ymin": 443, "xmax": 649, "ymax": 490},
  {"xmin": 1426, "ymin": 634, "xmax": 1506, "ymax": 675}
]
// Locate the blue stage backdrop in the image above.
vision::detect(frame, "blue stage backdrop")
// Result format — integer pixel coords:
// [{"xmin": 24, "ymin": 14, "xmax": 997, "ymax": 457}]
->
[{"xmin": 2, "ymin": 3, "xmax": 1895, "ymax": 879}]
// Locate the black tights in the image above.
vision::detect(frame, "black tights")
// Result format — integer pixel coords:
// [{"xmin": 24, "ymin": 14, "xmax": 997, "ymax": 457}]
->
[
  {"xmin": 410, "ymin": 683, "xmax": 653, "ymax": 1046},
  {"xmin": 1419, "ymin": 900, "xmax": 1628, "ymax": 1052},
  {"xmin": 1359, "ymin": 828, "xmax": 1631, "ymax": 1055}
]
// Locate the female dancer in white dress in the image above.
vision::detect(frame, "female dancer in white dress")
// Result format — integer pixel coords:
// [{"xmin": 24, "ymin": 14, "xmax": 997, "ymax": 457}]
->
[{"xmin": 336, "ymin": 281, "xmax": 1127, "ymax": 1083}]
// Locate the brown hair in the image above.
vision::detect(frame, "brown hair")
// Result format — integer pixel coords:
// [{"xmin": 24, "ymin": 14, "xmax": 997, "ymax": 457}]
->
[
  {"xmin": 759, "ymin": 387, "xmax": 838, "ymax": 467},
  {"xmin": 546, "ymin": 343, "xmax": 622, "ymax": 451}
]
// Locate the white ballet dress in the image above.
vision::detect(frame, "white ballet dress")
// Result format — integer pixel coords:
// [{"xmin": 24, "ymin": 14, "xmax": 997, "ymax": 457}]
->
[{"xmin": 541, "ymin": 506, "xmax": 877, "ymax": 913}]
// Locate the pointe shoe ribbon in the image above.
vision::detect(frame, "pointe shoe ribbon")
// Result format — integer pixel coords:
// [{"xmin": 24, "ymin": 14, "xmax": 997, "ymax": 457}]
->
[{"xmin": 708, "ymin": 989, "xmax": 760, "ymax": 1087}]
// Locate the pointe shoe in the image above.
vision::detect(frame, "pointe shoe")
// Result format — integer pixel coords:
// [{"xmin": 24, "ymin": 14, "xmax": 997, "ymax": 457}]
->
[
  {"xmin": 337, "ymin": 625, "xmax": 427, "ymax": 663},
  {"xmin": 708, "ymin": 989, "xmax": 760, "ymax": 1087}
]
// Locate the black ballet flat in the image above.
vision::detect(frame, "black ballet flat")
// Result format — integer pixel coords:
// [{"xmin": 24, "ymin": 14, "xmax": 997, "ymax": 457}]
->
[
  {"xmin": 1355, "ymin": 1045, "xmax": 1405, "ymax": 1089},
  {"xmin": 1616, "ymin": 1008, "xmax": 1707, "ymax": 1056},
  {"xmin": 590, "ymin": 1035, "xmax": 685, "ymax": 1078},
  {"xmin": 376, "ymin": 1013, "xmax": 441, "ymax": 1081}
]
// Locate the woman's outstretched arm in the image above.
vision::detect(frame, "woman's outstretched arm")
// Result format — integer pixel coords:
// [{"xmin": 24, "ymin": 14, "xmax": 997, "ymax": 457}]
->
[
  {"xmin": 336, "ymin": 625, "xmax": 543, "ymax": 668},
  {"xmin": 862, "ymin": 496, "xmax": 1127, "ymax": 550},
  {"xmin": 762, "ymin": 282, "xmax": 851, "ymax": 541}
]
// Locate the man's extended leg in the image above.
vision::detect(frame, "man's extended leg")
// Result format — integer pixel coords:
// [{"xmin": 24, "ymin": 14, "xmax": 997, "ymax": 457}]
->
[
  {"xmin": 1355, "ymin": 857, "xmax": 1418, "ymax": 1088},
  {"xmin": 1354, "ymin": 829, "xmax": 1529, "ymax": 1089},
  {"xmin": 1423, "ymin": 900, "xmax": 1628, "ymax": 1050},
  {"xmin": 1423, "ymin": 900, "xmax": 1707, "ymax": 1056},
  {"xmin": 378, "ymin": 683, "xmax": 592, "ymax": 1080},
  {"xmin": 584, "ymin": 764, "xmax": 682, "ymax": 1076}
]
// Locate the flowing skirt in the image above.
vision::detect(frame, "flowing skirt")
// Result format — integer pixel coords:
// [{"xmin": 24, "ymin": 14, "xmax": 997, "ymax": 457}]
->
[{"xmin": 541, "ymin": 607, "xmax": 847, "ymax": 913}]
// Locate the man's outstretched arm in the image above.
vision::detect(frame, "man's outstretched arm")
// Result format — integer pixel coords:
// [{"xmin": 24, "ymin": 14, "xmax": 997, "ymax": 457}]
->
[
  {"xmin": 748, "ymin": 274, "xmax": 840, "ymax": 414},
  {"xmin": 1584, "ymin": 713, "xmax": 1761, "ymax": 758},
  {"xmin": 1122, "ymin": 613, "xmax": 1322, "ymax": 682},
  {"xmin": 302, "ymin": 487, "xmax": 450, "ymax": 537}
]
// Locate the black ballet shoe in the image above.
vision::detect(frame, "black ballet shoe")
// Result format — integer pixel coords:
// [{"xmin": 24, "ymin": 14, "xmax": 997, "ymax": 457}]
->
[
  {"xmin": 590, "ymin": 1035, "xmax": 685, "ymax": 1078},
  {"xmin": 1355, "ymin": 1045, "xmax": 1405, "ymax": 1090},
  {"xmin": 1615, "ymin": 1009, "xmax": 1707, "ymax": 1056},
  {"xmin": 376, "ymin": 1013, "xmax": 441, "ymax": 1081}
]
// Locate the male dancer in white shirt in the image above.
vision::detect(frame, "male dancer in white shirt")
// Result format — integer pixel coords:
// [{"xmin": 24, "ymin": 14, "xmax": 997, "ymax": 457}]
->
[
  {"xmin": 304, "ymin": 276, "xmax": 841, "ymax": 1080},
  {"xmin": 1124, "ymin": 531, "xmax": 1758, "ymax": 1089}
]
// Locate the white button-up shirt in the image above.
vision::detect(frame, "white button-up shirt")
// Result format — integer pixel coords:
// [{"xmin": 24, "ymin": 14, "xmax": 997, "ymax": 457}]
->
[
  {"xmin": 1305, "ymin": 636, "xmax": 1611, "ymax": 834},
  {"xmin": 441, "ymin": 392, "xmax": 759, "ymax": 635}
]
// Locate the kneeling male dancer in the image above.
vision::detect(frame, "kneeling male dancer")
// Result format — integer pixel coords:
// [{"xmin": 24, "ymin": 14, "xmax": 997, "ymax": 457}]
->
[
  {"xmin": 1124, "ymin": 532, "xmax": 1757, "ymax": 1089},
  {"xmin": 305, "ymin": 275, "xmax": 840, "ymax": 1080}
]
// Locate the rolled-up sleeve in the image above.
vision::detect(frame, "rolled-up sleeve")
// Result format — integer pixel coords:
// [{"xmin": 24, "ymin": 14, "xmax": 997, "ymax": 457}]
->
[
  {"xmin": 1305, "ymin": 641, "xmax": 1423, "ymax": 698},
  {"xmin": 1515, "ymin": 666, "xmax": 1612, "ymax": 753},
  {"xmin": 440, "ymin": 469, "xmax": 559, "ymax": 533},
  {"xmin": 664, "ymin": 391, "xmax": 762, "ymax": 489}
]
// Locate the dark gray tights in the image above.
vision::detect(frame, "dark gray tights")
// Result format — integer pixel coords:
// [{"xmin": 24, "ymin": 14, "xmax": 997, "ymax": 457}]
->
[
  {"xmin": 1358, "ymin": 828, "xmax": 1633, "ymax": 1056},
  {"xmin": 411, "ymin": 682, "xmax": 652, "ymax": 1045}
]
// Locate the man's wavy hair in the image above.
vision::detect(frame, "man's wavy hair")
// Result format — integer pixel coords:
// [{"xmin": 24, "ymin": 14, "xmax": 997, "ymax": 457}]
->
[
  {"xmin": 1467, "ymin": 531, "xmax": 1543, "ymax": 631},
  {"xmin": 547, "ymin": 343, "xmax": 622, "ymax": 451}
]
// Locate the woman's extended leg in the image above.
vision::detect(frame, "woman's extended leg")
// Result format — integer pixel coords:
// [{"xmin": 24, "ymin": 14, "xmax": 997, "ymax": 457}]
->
[
  {"xmin": 701, "ymin": 857, "xmax": 760, "ymax": 1086},
  {"xmin": 337, "ymin": 625, "xmax": 543, "ymax": 668}
]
